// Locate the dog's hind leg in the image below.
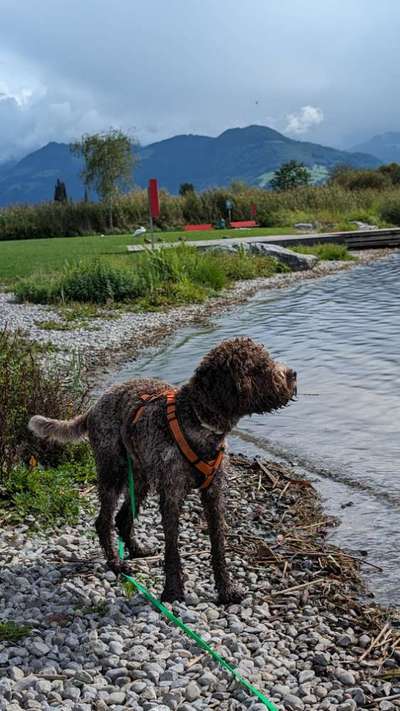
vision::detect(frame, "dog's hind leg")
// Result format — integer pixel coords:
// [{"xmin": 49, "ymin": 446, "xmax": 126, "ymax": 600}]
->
[
  {"xmin": 201, "ymin": 480, "xmax": 244, "ymax": 605},
  {"xmin": 93, "ymin": 446, "xmax": 131, "ymax": 575},
  {"xmin": 95, "ymin": 484, "xmax": 128, "ymax": 574},
  {"xmin": 115, "ymin": 490, "xmax": 155, "ymax": 559}
]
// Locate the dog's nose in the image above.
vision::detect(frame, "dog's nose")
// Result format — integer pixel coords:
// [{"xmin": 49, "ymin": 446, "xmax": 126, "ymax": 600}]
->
[{"xmin": 287, "ymin": 369, "xmax": 297, "ymax": 381}]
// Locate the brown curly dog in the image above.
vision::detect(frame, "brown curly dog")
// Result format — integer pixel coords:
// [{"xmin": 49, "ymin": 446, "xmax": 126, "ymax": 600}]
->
[{"xmin": 29, "ymin": 337, "xmax": 297, "ymax": 604}]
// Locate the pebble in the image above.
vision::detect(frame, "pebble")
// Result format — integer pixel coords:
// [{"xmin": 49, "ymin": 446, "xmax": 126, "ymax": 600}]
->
[
  {"xmin": 338, "ymin": 702, "xmax": 357, "ymax": 711},
  {"xmin": 298, "ymin": 669, "xmax": 315, "ymax": 683},
  {"xmin": 337, "ymin": 634, "xmax": 353, "ymax": 647},
  {"xmin": 284, "ymin": 693, "xmax": 305, "ymax": 710},
  {"xmin": 206, "ymin": 608, "xmax": 220, "ymax": 621},
  {"xmin": 198, "ymin": 671, "xmax": 217, "ymax": 689},
  {"xmin": 185, "ymin": 681, "xmax": 201, "ymax": 701},
  {"xmin": 30, "ymin": 641, "xmax": 50, "ymax": 656},
  {"xmin": 314, "ymin": 652, "xmax": 330, "ymax": 667},
  {"xmin": 358, "ymin": 634, "xmax": 371, "ymax": 649},
  {"xmin": 335, "ymin": 669, "xmax": 356, "ymax": 686},
  {"xmin": 108, "ymin": 691, "xmax": 126, "ymax": 704},
  {"xmin": 352, "ymin": 687, "xmax": 366, "ymax": 706},
  {"xmin": 9, "ymin": 667, "xmax": 25, "ymax": 681},
  {"xmin": 35, "ymin": 679, "xmax": 52, "ymax": 694}
]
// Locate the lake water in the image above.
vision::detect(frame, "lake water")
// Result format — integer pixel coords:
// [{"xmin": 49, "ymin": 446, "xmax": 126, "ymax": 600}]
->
[{"xmin": 112, "ymin": 253, "xmax": 400, "ymax": 605}]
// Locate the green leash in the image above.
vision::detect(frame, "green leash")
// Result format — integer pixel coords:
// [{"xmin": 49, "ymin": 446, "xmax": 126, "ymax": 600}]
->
[{"xmin": 118, "ymin": 456, "xmax": 279, "ymax": 711}]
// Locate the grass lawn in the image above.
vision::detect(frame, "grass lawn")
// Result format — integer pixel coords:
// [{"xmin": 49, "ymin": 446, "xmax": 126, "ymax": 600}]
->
[{"xmin": 0, "ymin": 227, "xmax": 296, "ymax": 284}]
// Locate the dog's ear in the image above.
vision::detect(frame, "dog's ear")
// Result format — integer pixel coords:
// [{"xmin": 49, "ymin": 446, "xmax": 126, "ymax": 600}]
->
[
  {"xmin": 191, "ymin": 359, "xmax": 240, "ymax": 417},
  {"xmin": 189, "ymin": 339, "xmax": 255, "ymax": 419}
]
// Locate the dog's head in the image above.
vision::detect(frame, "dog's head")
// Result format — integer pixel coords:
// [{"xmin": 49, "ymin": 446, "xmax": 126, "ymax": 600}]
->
[{"xmin": 190, "ymin": 337, "xmax": 297, "ymax": 423}]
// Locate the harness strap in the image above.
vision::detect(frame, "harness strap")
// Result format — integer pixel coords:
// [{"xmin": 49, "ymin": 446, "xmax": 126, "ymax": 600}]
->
[
  {"xmin": 132, "ymin": 391, "xmax": 166, "ymax": 424},
  {"xmin": 165, "ymin": 392, "xmax": 224, "ymax": 489},
  {"xmin": 132, "ymin": 389, "xmax": 224, "ymax": 489}
]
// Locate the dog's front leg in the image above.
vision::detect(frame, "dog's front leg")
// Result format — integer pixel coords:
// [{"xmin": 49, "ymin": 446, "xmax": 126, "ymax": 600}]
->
[
  {"xmin": 201, "ymin": 480, "xmax": 244, "ymax": 605},
  {"xmin": 160, "ymin": 490, "xmax": 185, "ymax": 602}
]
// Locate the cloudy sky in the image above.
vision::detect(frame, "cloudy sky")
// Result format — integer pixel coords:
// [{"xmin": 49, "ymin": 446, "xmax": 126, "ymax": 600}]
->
[{"xmin": 1, "ymin": 0, "xmax": 399, "ymax": 161}]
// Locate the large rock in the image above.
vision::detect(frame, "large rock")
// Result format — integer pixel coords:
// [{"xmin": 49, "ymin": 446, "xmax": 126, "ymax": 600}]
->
[
  {"xmin": 248, "ymin": 243, "xmax": 319, "ymax": 270},
  {"xmin": 294, "ymin": 222, "xmax": 315, "ymax": 230},
  {"xmin": 209, "ymin": 241, "xmax": 319, "ymax": 271}
]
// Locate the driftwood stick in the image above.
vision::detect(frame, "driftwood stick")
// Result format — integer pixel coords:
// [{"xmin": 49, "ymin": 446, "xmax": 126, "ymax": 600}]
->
[
  {"xmin": 282, "ymin": 549, "xmax": 383, "ymax": 573},
  {"xmin": 278, "ymin": 482, "xmax": 291, "ymax": 500},
  {"xmin": 256, "ymin": 459, "xmax": 278, "ymax": 488},
  {"xmin": 271, "ymin": 577, "xmax": 339, "ymax": 597},
  {"xmin": 366, "ymin": 693, "xmax": 400, "ymax": 707},
  {"xmin": 186, "ymin": 652, "xmax": 207, "ymax": 669},
  {"xmin": 359, "ymin": 622, "xmax": 391, "ymax": 662},
  {"xmin": 287, "ymin": 521, "xmax": 327, "ymax": 531}
]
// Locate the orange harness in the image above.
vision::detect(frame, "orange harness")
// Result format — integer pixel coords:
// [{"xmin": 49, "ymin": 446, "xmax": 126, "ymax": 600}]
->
[{"xmin": 132, "ymin": 389, "xmax": 225, "ymax": 489}]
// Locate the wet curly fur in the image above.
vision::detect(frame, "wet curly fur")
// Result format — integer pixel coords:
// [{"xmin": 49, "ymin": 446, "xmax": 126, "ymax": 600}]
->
[{"xmin": 29, "ymin": 337, "xmax": 297, "ymax": 604}]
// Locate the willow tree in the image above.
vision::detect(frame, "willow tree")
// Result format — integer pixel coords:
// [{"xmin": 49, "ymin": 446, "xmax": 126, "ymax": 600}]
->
[{"xmin": 71, "ymin": 129, "xmax": 135, "ymax": 229}]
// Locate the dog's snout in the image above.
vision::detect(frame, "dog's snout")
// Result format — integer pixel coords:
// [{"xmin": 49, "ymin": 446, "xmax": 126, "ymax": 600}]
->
[{"xmin": 287, "ymin": 369, "xmax": 297, "ymax": 398}]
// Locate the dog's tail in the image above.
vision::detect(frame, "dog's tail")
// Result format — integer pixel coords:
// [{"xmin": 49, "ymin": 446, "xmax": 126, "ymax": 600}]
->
[{"xmin": 28, "ymin": 412, "xmax": 89, "ymax": 443}]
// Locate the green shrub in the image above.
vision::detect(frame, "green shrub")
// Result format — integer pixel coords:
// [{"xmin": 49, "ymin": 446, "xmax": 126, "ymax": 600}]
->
[
  {"xmin": 330, "ymin": 167, "xmax": 389, "ymax": 191},
  {"xmin": 379, "ymin": 199, "xmax": 400, "ymax": 226},
  {"xmin": 291, "ymin": 243, "xmax": 354, "ymax": 261},
  {"xmin": 15, "ymin": 260, "xmax": 140, "ymax": 304},
  {"xmin": 216, "ymin": 249, "xmax": 286, "ymax": 279},
  {"xmin": 0, "ymin": 329, "xmax": 90, "ymax": 480},
  {"xmin": 150, "ymin": 279, "xmax": 209, "ymax": 306},
  {"xmin": 0, "ymin": 622, "xmax": 32, "ymax": 642},
  {"xmin": 3, "ymin": 460, "xmax": 94, "ymax": 527},
  {"xmin": 257, "ymin": 210, "xmax": 277, "ymax": 227},
  {"xmin": 135, "ymin": 246, "xmax": 228, "ymax": 300},
  {"xmin": 15, "ymin": 245, "xmax": 289, "ymax": 308},
  {"xmin": 61, "ymin": 260, "xmax": 138, "ymax": 303},
  {"xmin": 188, "ymin": 258, "xmax": 227, "ymax": 291},
  {"xmin": 378, "ymin": 162, "xmax": 400, "ymax": 185},
  {"xmin": 14, "ymin": 278, "xmax": 59, "ymax": 304}
]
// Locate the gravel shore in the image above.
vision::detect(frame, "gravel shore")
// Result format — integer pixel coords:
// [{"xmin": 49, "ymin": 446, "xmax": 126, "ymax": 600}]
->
[
  {"xmin": 1, "ymin": 455, "xmax": 399, "ymax": 710},
  {"xmin": 0, "ymin": 249, "xmax": 396, "ymax": 375}
]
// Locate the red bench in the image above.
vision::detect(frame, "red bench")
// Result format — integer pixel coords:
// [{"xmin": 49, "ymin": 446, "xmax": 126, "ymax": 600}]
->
[
  {"xmin": 230, "ymin": 220, "xmax": 258, "ymax": 229},
  {"xmin": 185, "ymin": 224, "xmax": 213, "ymax": 231}
]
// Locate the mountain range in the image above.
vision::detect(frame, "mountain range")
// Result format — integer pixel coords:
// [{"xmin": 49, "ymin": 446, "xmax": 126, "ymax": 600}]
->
[
  {"xmin": 351, "ymin": 132, "xmax": 400, "ymax": 164},
  {"xmin": 0, "ymin": 125, "xmax": 382, "ymax": 207}
]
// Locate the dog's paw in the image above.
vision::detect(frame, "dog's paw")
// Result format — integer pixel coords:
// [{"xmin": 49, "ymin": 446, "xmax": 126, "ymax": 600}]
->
[
  {"xmin": 217, "ymin": 585, "xmax": 245, "ymax": 606},
  {"xmin": 161, "ymin": 588, "xmax": 185, "ymax": 603},
  {"xmin": 128, "ymin": 544, "xmax": 157, "ymax": 559},
  {"xmin": 106, "ymin": 558, "xmax": 132, "ymax": 577}
]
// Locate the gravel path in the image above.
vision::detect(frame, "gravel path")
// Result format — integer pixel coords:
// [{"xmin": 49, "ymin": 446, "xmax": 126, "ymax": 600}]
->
[
  {"xmin": 1, "ymin": 456, "xmax": 399, "ymax": 710},
  {"xmin": 0, "ymin": 249, "xmax": 396, "ymax": 374}
]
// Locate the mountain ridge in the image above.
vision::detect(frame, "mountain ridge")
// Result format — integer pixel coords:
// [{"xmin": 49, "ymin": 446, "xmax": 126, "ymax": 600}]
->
[
  {"xmin": 0, "ymin": 124, "xmax": 381, "ymax": 207},
  {"xmin": 351, "ymin": 131, "xmax": 400, "ymax": 164}
]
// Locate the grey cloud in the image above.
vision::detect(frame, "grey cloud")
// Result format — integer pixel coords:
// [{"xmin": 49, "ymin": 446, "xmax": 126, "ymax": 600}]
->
[{"xmin": 0, "ymin": 0, "xmax": 399, "ymax": 160}]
